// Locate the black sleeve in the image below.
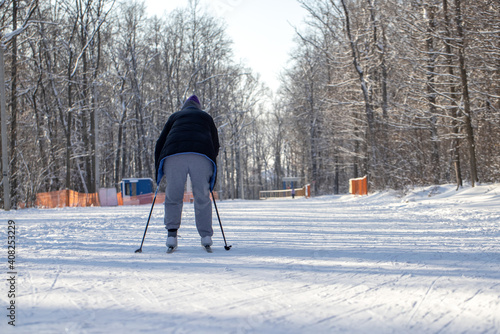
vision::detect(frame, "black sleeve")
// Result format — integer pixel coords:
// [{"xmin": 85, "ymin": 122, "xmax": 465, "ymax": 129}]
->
[
  {"xmin": 155, "ymin": 115, "xmax": 175, "ymax": 173},
  {"xmin": 210, "ymin": 117, "xmax": 220, "ymax": 157},
  {"xmin": 209, "ymin": 116, "xmax": 219, "ymax": 190}
]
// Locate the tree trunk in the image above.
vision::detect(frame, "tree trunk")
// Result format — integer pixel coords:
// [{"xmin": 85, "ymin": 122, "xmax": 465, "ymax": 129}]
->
[
  {"xmin": 9, "ymin": 0, "xmax": 18, "ymax": 206},
  {"xmin": 340, "ymin": 0, "xmax": 376, "ymax": 182},
  {"xmin": 454, "ymin": 0, "xmax": 478, "ymax": 186},
  {"xmin": 424, "ymin": 2, "xmax": 441, "ymax": 184},
  {"xmin": 66, "ymin": 41, "xmax": 73, "ymax": 192},
  {"xmin": 443, "ymin": 0, "xmax": 463, "ymax": 189}
]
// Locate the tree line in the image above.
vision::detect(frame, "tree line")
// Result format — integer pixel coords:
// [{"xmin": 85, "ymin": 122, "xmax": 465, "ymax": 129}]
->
[
  {"xmin": 277, "ymin": 0, "xmax": 499, "ymax": 195},
  {"xmin": 0, "ymin": 0, "xmax": 270, "ymax": 206},
  {"xmin": 0, "ymin": 0, "xmax": 498, "ymax": 207}
]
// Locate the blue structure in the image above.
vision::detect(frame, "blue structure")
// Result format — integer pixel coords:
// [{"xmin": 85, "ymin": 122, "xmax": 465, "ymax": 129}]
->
[{"xmin": 120, "ymin": 178, "xmax": 153, "ymax": 197}]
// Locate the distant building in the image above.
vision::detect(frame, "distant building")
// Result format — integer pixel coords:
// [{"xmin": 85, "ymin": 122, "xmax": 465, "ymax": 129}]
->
[{"xmin": 120, "ymin": 178, "xmax": 154, "ymax": 197}]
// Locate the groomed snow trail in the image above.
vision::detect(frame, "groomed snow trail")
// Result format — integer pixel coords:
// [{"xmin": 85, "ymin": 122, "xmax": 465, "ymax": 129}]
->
[{"xmin": 1, "ymin": 184, "xmax": 499, "ymax": 333}]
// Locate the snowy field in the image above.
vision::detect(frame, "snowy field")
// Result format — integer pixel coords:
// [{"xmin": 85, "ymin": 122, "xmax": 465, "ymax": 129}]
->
[{"xmin": 1, "ymin": 184, "xmax": 499, "ymax": 333}]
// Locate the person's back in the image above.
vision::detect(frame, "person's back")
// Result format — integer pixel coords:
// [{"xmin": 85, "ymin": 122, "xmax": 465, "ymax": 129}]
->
[
  {"xmin": 154, "ymin": 95, "xmax": 220, "ymax": 252},
  {"xmin": 159, "ymin": 104, "xmax": 219, "ymax": 165}
]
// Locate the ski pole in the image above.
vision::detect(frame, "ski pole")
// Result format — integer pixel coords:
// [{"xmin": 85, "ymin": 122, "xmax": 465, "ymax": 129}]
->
[
  {"xmin": 135, "ymin": 187, "xmax": 159, "ymax": 253},
  {"xmin": 211, "ymin": 190, "xmax": 231, "ymax": 250}
]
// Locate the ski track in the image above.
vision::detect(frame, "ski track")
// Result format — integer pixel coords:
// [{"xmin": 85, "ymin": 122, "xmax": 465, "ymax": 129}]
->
[{"xmin": 0, "ymin": 184, "xmax": 499, "ymax": 333}]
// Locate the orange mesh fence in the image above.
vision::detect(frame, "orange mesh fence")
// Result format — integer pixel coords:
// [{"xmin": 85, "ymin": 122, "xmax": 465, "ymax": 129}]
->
[
  {"xmin": 35, "ymin": 189, "xmax": 100, "ymax": 208},
  {"xmin": 349, "ymin": 176, "xmax": 368, "ymax": 195},
  {"xmin": 304, "ymin": 184, "xmax": 311, "ymax": 198},
  {"xmin": 183, "ymin": 192, "xmax": 194, "ymax": 203},
  {"xmin": 122, "ymin": 193, "xmax": 154, "ymax": 206},
  {"xmin": 155, "ymin": 192, "xmax": 165, "ymax": 204},
  {"xmin": 34, "ymin": 189, "xmax": 219, "ymax": 208},
  {"xmin": 119, "ymin": 192, "xmax": 215, "ymax": 206},
  {"xmin": 152, "ymin": 192, "xmax": 217, "ymax": 205}
]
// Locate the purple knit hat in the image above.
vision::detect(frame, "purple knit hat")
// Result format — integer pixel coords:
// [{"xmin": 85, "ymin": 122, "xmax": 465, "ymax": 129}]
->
[{"xmin": 186, "ymin": 95, "xmax": 200, "ymax": 105}]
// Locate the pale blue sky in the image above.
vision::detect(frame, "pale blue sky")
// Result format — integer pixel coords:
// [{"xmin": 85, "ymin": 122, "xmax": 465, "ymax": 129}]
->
[{"xmin": 142, "ymin": 0, "xmax": 308, "ymax": 92}]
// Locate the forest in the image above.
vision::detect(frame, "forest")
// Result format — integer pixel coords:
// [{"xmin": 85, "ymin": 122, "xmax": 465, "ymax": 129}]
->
[{"xmin": 0, "ymin": 0, "xmax": 499, "ymax": 207}]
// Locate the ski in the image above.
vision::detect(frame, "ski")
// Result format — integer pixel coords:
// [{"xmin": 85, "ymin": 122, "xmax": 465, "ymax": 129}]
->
[{"xmin": 167, "ymin": 245, "xmax": 212, "ymax": 253}]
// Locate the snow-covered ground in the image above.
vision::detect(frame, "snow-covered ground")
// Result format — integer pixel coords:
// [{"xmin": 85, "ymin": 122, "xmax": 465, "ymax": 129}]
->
[{"xmin": 1, "ymin": 184, "xmax": 499, "ymax": 333}]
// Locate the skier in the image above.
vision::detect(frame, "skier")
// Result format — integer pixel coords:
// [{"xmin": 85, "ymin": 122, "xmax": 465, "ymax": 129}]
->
[{"xmin": 154, "ymin": 95, "xmax": 220, "ymax": 252}]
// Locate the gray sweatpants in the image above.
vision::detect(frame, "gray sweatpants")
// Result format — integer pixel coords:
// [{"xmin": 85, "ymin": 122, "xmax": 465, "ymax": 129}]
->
[{"xmin": 163, "ymin": 154, "xmax": 213, "ymax": 238}]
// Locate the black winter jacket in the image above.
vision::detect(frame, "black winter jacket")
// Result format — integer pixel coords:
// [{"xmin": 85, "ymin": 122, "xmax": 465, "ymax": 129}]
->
[{"xmin": 154, "ymin": 100, "xmax": 220, "ymax": 187}]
